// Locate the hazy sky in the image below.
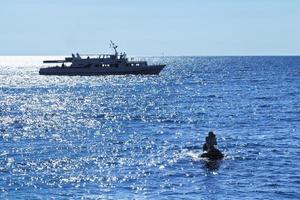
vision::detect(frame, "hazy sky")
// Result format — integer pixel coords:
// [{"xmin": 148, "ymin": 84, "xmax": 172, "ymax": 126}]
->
[{"xmin": 0, "ymin": 0, "xmax": 299, "ymax": 56}]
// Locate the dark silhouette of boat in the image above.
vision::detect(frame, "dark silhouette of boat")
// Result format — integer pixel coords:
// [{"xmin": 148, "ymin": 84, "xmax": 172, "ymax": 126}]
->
[{"xmin": 39, "ymin": 41, "xmax": 165, "ymax": 76}]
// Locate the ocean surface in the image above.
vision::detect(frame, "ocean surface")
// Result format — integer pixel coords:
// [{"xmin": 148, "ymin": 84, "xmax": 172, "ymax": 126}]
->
[{"xmin": 0, "ymin": 56, "xmax": 299, "ymax": 199}]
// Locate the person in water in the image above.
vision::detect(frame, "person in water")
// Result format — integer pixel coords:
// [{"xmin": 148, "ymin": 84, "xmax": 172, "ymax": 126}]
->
[
  {"xmin": 201, "ymin": 131, "xmax": 224, "ymax": 160},
  {"xmin": 202, "ymin": 131, "xmax": 217, "ymax": 151}
]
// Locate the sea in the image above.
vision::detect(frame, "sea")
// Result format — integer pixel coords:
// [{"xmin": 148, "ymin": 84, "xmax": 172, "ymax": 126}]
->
[{"xmin": 0, "ymin": 56, "xmax": 299, "ymax": 199}]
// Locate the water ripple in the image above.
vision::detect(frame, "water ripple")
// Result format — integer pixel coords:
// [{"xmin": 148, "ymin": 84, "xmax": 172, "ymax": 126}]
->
[{"xmin": 0, "ymin": 56, "xmax": 299, "ymax": 199}]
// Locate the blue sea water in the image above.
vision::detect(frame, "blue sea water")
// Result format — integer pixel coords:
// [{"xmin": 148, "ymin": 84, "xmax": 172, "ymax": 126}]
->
[{"xmin": 0, "ymin": 56, "xmax": 299, "ymax": 199}]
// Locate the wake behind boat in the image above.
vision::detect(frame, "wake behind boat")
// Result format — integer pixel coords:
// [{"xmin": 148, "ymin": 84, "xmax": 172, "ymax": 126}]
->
[{"xmin": 39, "ymin": 41, "xmax": 165, "ymax": 76}]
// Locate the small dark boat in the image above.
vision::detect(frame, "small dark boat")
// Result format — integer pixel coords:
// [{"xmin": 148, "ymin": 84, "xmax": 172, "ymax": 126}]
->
[{"xmin": 201, "ymin": 147, "xmax": 224, "ymax": 160}]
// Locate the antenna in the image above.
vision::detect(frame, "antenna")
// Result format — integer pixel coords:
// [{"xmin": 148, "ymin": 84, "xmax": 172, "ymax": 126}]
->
[{"xmin": 110, "ymin": 40, "xmax": 118, "ymax": 55}]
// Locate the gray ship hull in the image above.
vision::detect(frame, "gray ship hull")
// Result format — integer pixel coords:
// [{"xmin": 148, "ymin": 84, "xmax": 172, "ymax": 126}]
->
[{"xmin": 39, "ymin": 65, "xmax": 165, "ymax": 76}]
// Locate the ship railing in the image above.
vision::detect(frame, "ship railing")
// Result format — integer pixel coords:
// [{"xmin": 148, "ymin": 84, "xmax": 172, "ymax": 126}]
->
[{"xmin": 79, "ymin": 54, "xmax": 115, "ymax": 59}]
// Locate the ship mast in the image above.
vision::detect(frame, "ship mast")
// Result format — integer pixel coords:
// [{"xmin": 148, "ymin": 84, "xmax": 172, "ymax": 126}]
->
[{"xmin": 110, "ymin": 40, "xmax": 118, "ymax": 56}]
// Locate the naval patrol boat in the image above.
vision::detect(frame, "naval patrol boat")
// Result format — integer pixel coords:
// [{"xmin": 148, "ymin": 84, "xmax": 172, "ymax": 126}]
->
[{"xmin": 39, "ymin": 41, "xmax": 165, "ymax": 76}]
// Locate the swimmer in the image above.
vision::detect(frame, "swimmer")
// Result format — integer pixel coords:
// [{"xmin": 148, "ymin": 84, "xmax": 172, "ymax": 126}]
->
[
  {"xmin": 202, "ymin": 131, "xmax": 217, "ymax": 151},
  {"xmin": 201, "ymin": 131, "xmax": 224, "ymax": 160}
]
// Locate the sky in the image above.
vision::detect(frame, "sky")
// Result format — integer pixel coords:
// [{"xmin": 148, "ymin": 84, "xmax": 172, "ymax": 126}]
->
[{"xmin": 0, "ymin": 0, "xmax": 300, "ymax": 56}]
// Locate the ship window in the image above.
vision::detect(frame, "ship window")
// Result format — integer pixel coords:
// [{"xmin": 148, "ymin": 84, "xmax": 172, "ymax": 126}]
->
[{"xmin": 136, "ymin": 63, "xmax": 139, "ymax": 66}]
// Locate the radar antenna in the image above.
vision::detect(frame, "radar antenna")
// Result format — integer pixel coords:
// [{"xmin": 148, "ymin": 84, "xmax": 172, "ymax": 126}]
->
[{"xmin": 110, "ymin": 40, "xmax": 118, "ymax": 56}]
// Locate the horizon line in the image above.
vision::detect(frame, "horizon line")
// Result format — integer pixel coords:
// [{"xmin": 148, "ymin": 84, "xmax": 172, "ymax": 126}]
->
[{"xmin": 0, "ymin": 54, "xmax": 300, "ymax": 57}]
